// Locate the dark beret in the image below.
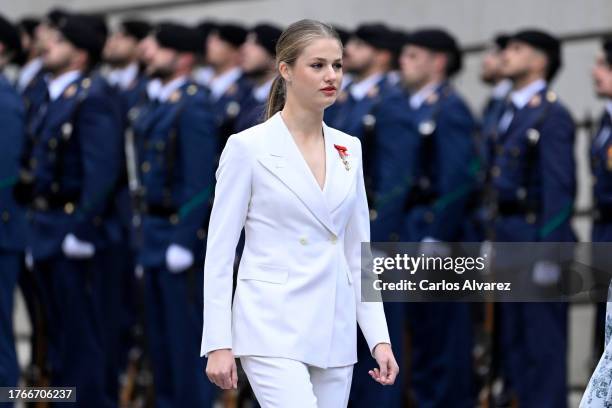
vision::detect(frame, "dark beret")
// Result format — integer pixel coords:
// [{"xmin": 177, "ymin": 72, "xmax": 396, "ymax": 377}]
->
[
  {"xmin": 46, "ymin": 8, "xmax": 70, "ymax": 28},
  {"xmin": 404, "ymin": 28, "xmax": 462, "ymax": 76},
  {"xmin": 509, "ymin": 29, "xmax": 561, "ymax": 81},
  {"xmin": 79, "ymin": 14, "xmax": 108, "ymax": 40},
  {"xmin": 154, "ymin": 22, "xmax": 202, "ymax": 53},
  {"xmin": 214, "ymin": 23, "xmax": 247, "ymax": 48},
  {"xmin": 0, "ymin": 14, "xmax": 22, "ymax": 56},
  {"xmin": 250, "ymin": 23, "xmax": 282, "ymax": 56},
  {"xmin": 494, "ymin": 34, "xmax": 510, "ymax": 50},
  {"xmin": 56, "ymin": 14, "xmax": 105, "ymax": 65},
  {"xmin": 332, "ymin": 25, "xmax": 351, "ymax": 46},
  {"xmin": 353, "ymin": 23, "xmax": 395, "ymax": 51},
  {"xmin": 18, "ymin": 17, "xmax": 40, "ymax": 37},
  {"xmin": 121, "ymin": 19, "xmax": 151, "ymax": 41},
  {"xmin": 603, "ymin": 37, "xmax": 612, "ymax": 66}
]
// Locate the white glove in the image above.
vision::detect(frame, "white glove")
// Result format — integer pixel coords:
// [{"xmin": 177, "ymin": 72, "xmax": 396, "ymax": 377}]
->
[
  {"xmin": 25, "ymin": 248, "xmax": 34, "ymax": 271},
  {"xmin": 531, "ymin": 260, "xmax": 561, "ymax": 286},
  {"xmin": 479, "ymin": 240, "xmax": 494, "ymax": 275},
  {"xmin": 419, "ymin": 237, "xmax": 451, "ymax": 258},
  {"xmin": 165, "ymin": 244, "xmax": 194, "ymax": 273},
  {"xmin": 62, "ymin": 233, "xmax": 95, "ymax": 259}
]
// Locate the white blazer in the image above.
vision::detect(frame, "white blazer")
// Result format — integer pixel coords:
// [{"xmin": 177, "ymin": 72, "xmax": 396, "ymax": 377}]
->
[{"xmin": 200, "ymin": 111, "xmax": 390, "ymax": 368}]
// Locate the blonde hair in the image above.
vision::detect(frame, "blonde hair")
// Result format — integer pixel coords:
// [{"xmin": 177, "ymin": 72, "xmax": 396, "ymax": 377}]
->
[{"xmin": 265, "ymin": 19, "xmax": 342, "ymax": 119}]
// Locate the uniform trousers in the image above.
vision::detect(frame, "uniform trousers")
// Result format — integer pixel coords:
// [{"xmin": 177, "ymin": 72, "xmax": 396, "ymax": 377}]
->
[{"xmin": 240, "ymin": 356, "xmax": 353, "ymax": 408}]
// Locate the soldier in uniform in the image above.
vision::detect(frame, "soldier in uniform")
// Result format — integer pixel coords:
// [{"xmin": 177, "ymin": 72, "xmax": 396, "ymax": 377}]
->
[
  {"xmin": 234, "ymin": 23, "xmax": 282, "ymax": 133},
  {"xmin": 0, "ymin": 15, "xmax": 26, "ymax": 402},
  {"xmin": 490, "ymin": 30, "xmax": 575, "ymax": 408},
  {"xmin": 326, "ymin": 23, "xmax": 412, "ymax": 408},
  {"xmin": 193, "ymin": 20, "xmax": 217, "ymax": 87},
  {"xmin": 480, "ymin": 34, "xmax": 512, "ymax": 142},
  {"xmin": 134, "ymin": 22, "xmax": 218, "ymax": 407},
  {"xmin": 399, "ymin": 28, "xmax": 480, "ymax": 407},
  {"xmin": 588, "ymin": 37, "xmax": 612, "ymax": 388},
  {"xmin": 19, "ymin": 9, "xmax": 68, "ymax": 122},
  {"xmin": 13, "ymin": 13, "xmax": 122, "ymax": 407},
  {"xmin": 205, "ymin": 23, "xmax": 251, "ymax": 151},
  {"xmin": 101, "ymin": 17, "xmax": 153, "ymax": 403}
]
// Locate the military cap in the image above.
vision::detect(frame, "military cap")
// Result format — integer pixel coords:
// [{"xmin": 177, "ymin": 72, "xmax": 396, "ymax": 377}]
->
[
  {"xmin": 332, "ymin": 25, "xmax": 351, "ymax": 46},
  {"xmin": 494, "ymin": 33, "xmax": 510, "ymax": 50},
  {"xmin": 353, "ymin": 23, "xmax": 395, "ymax": 51},
  {"xmin": 18, "ymin": 17, "xmax": 40, "ymax": 37},
  {"xmin": 213, "ymin": 23, "xmax": 248, "ymax": 48},
  {"xmin": 603, "ymin": 37, "xmax": 612, "ymax": 66},
  {"xmin": 46, "ymin": 8, "xmax": 70, "ymax": 28},
  {"xmin": 154, "ymin": 22, "xmax": 201, "ymax": 53},
  {"xmin": 404, "ymin": 28, "xmax": 462, "ymax": 76},
  {"xmin": 0, "ymin": 14, "xmax": 22, "ymax": 57},
  {"xmin": 249, "ymin": 23, "xmax": 282, "ymax": 56},
  {"xmin": 56, "ymin": 14, "xmax": 106, "ymax": 65},
  {"xmin": 509, "ymin": 29, "xmax": 561, "ymax": 81},
  {"xmin": 121, "ymin": 19, "xmax": 151, "ymax": 41}
]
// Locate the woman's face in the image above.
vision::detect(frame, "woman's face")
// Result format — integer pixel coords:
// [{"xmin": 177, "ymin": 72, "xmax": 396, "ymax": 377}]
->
[{"xmin": 282, "ymin": 37, "xmax": 343, "ymax": 111}]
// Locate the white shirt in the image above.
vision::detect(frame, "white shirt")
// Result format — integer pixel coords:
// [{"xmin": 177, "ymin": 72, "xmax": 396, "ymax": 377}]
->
[
  {"xmin": 340, "ymin": 73, "xmax": 353, "ymax": 91},
  {"xmin": 594, "ymin": 100, "xmax": 612, "ymax": 149},
  {"xmin": 107, "ymin": 63, "xmax": 139, "ymax": 91},
  {"xmin": 48, "ymin": 70, "xmax": 82, "ymax": 101},
  {"xmin": 349, "ymin": 73, "xmax": 383, "ymax": 101},
  {"xmin": 209, "ymin": 67, "xmax": 242, "ymax": 101},
  {"xmin": 146, "ymin": 78, "xmax": 162, "ymax": 101},
  {"xmin": 18, "ymin": 57, "xmax": 43, "ymax": 92},
  {"xmin": 508, "ymin": 78, "xmax": 547, "ymax": 110},
  {"xmin": 490, "ymin": 79, "xmax": 513, "ymax": 100},
  {"xmin": 498, "ymin": 79, "xmax": 547, "ymax": 133},
  {"xmin": 157, "ymin": 76, "xmax": 187, "ymax": 102},
  {"xmin": 252, "ymin": 78, "xmax": 273, "ymax": 103},
  {"xmin": 409, "ymin": 82, "xmax": 441, "ymax": 109},
  {"xmin": 193, "ymin": 65, "xmax": 215, "ymax": 87}
]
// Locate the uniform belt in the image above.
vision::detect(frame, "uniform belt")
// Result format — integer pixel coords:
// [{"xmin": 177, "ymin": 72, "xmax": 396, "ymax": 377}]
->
[
  {"xmin": 145, "ymin": 204, "xmax": 179, "ymax": 224},
  {"xmin": 594, "ymin": 205, "xmax": 612, "ymax": 224},
  {"xmin": 404, "ymin": 188, "xmax": 438, "ymax": 209},
  {"xmin": 32, "ymin": 193, "xmax": 79, "ymax": 213},
  {"xmin": 496, "ymin": 201, "xmax": 538, "ymax": 216}
]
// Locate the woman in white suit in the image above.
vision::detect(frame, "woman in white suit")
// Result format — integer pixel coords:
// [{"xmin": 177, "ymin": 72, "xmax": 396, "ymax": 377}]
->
[{"xmin": 201, "ymin": 19, "xmax": 399, "ymax": 407}]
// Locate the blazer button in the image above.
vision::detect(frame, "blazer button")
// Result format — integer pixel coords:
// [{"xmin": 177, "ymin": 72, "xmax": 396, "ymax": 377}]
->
[
  {"xmin": 299, "ymin": 237, "xmax": 308, "ymax": 245},
  {"xmin": 330, "ymin": 235, "xmax": 337, "ymax": 245},
  {"xmin": 1, "ymin": 211, "xmax": 9, "ymax": 222}
]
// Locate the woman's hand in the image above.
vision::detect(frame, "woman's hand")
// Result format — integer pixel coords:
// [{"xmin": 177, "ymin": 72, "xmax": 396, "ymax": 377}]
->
[
  {"xmin": 205, "ymin": 349, "xmax": 238, "ymax": 389},
  {"xmin": 369, "ymin": 343, "xmax": 399, "ymax": 385}
]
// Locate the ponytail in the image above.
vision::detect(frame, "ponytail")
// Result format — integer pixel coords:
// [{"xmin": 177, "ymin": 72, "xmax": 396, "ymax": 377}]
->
[{"xmin": 265, "ymin": 75, "xmax": 286, "ymax": 120}]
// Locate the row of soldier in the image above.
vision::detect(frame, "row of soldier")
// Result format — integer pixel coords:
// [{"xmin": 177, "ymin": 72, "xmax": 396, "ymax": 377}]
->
[{"xmin": 0, "ymin": 8, "xmax": 610, "ymax": 408}]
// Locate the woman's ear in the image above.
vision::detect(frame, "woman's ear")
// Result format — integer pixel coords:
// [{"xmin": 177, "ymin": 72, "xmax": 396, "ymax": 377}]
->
[{"xmin": 279, "ymin": 61, "xmax": 292, "ymax": 84}]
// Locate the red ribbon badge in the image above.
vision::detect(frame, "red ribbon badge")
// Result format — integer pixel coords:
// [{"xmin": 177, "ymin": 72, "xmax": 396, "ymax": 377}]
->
[{"xmin": 334, "ymin": 144, "xmax": 349, "ymax": 158}]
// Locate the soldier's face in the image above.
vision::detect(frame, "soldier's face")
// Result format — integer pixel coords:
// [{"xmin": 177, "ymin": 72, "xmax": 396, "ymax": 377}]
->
[
  {"xmin": 240, "ymin": 35, "xmax": 273, "ymax": 75},
  {"xmin": 103, "ymin": 31, "xmax": 138, "ymax": 65},
  {"xmin": 42, "ymin": 29, "xmax": 79, "ymax": 73},
  {"xmin": 399, "ymin": 45, "xmax": 435, "ymax": 90},
  {"xmin": 207, "ymin": 33, "xmax": 237, "ymax": 67},
  {"xmin": 34, "ymin": 22, "xmax": 52, "ymax": 56},
  {"xmin": 592, "ymin": 51, "xmax": 612, "ymax": 97},
  {"xmin": 480, "ymin": 46, "xmax": 505, "ymax": 84},
  {"xmin": 344, "ymin": 38, "xmax": 375, "ymax": 74},
  {"xmin": 149, "ymin": 45, "xmax": 178, "ymax": 79},
  {"xmin": 140, "ymin": 35, "xmax": 159, "ymax": 72},
  {"xmin": 282, "ymin": 37, "xmax": 343, "ymax": 111},
  {"xmin": 501, "ymin": 41, "xmax": 546, "ymax": 81}
]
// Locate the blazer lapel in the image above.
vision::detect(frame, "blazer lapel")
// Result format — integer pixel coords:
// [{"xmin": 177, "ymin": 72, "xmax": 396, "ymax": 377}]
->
[
  {"xmin": 323, "ymin": 124, "xmax": 358, "ymax": 212},
  {"xmin": 257, "ymin": 113, "xmax": 338, "ymax": 235}
]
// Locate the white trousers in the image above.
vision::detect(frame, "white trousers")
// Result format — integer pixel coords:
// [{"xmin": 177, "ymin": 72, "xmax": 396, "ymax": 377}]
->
[{"xmin": 240, "ymin": 356, "xmax": 354, "ymax": 408}]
